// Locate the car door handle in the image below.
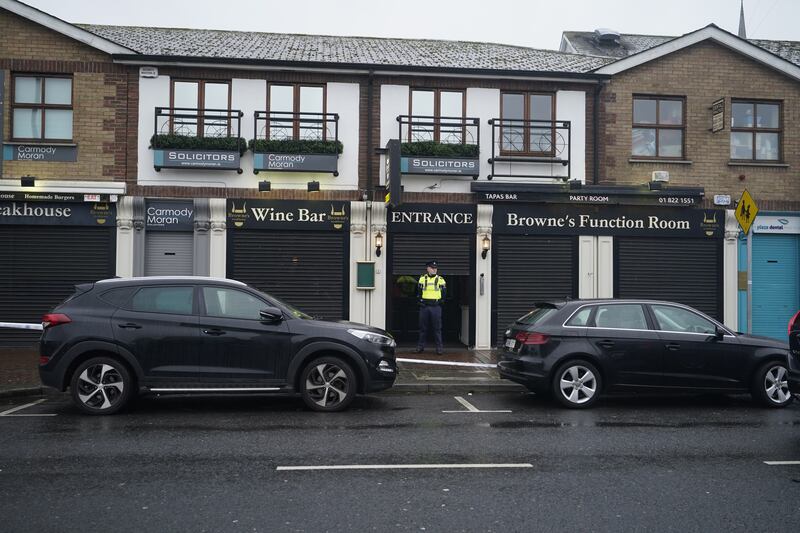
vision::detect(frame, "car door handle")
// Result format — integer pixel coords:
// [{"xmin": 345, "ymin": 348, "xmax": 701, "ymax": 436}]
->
[
  {"xmin": 202, "ymin": 328, "xmax": 226, "ymax": 336},
  {"xmin": 665, "ymin": 342, "xmax": 680, "ymax": 351},
  {"xmin": 597, "ymin": 340, "xmax": 615, "ymax": 349},
  {"xmin": 117, "ymin": 323, "xmax": 142, "ymax": 329}
]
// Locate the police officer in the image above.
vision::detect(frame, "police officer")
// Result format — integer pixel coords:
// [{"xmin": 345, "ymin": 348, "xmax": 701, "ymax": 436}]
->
[{"xmin": 416, "ymin": 260, "xmax": 446, "ymax": 355}]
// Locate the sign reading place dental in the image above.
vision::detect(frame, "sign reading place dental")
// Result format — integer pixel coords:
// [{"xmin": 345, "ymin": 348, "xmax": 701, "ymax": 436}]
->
[
  {"xmin": 493, "ymin": 204, "xmax": 723, "ymax": 238},
  {"xmin": 146, "ymin": 200, "xmax": 194, "ymax": 231},
  {"xmin": 388, "ymin": 203, "xmax": 477, "ymax": 234},
  {"xmin": 0, "ymin": 201, "xmax": 116, "ymax": 226},
  {"xmin": 401, "ymin": 157, "xmax": 480, "ymax": 176},
  {"xmin": 3, "ymin": 143, "xmax": 78, "ymax": 162},
  {"xmin": 153, "ymin": 149, "xmax": 240, "ymax": 170},
  {"xmin": 227, "ymin": 200, "xmax": 349, "ymax": 231},
  {"xmin": 254, "ymin": 153, "xmax": 338, "ymax": 173}
]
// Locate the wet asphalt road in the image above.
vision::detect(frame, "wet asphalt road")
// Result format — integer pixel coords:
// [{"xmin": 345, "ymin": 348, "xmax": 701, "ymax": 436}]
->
[{"xmin": 1, "ymin": 390, "xmax": 800, "ymax": 532}]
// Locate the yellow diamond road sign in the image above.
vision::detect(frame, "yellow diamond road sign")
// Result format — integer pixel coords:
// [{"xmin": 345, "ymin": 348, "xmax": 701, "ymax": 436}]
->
[{"xmin": 736, "ymin": 189, "xmax": 759, "ymax": 234}]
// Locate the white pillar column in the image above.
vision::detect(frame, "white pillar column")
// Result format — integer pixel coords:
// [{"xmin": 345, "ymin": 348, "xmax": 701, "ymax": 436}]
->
[
  {"xmin": 115, "ymin": 196, "xmax": 135, "ymax": 278},
  {"xmin": 208, "ymin": 198, "xmax": 227, "ymax": 278},
  {"xmin": 349, "ymin": 201, "xmax": 368, "ymax": 325},
  {"xmin": 475, "ymin": 203, "xmax": 493, "ymax": 349},
  {"xmin": 371, "ymin": 202, "xmax": 388, "ymax": 329},
  {"xmin": 723, "ymin": 209, "xmax": 739, "ymax": 331}
]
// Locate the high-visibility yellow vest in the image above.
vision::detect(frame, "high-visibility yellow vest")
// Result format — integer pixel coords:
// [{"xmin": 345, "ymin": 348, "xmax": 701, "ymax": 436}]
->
[{"xmin": 418, "ymin": 274, "xmax": 445, "ymax": 300}]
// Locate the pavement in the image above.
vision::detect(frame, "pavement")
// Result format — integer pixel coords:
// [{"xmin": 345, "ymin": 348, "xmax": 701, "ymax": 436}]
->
[{"xmin": 0, "ymin": 343, "xmax": 518, "ymax": 398}]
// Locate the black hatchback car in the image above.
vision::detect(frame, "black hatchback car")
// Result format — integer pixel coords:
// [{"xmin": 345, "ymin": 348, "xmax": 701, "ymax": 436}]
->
[
  {"xmin": 788, "ymin": 310, "xmax": 800, "ymax": 396},
  {"xmin": 39, "ymin": 277, "xmax": 397, "ymax": 414},
  {"xmin": 498, "ymin": 299, "xmax": 792, "ymax": 408}
]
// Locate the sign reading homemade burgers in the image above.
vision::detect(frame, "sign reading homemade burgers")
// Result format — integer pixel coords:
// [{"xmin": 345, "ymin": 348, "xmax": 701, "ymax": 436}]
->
[
  {"xmin": 401, "ymin": 156, "xmax": 479, "ymax": 176},
  {"xmin": 227, "ymin": 200, "xmax": 349, "ymax": 231},
  {"xmin": 146, "ymin": 200, "xmax": 194, "ymax": 231},
  {"xmin": 3, "ymin": 143, "xmax": 78, "ymax": 162},
  {"xmin": 254, "ymin": 153, "xmax": 338, "ymax": 174},
  {"xmin": 0, "ymin": 201, "xmax": 116, "ymax": 226},
  {"xmin": 493, "ymin": 204, "xmax": 722, "ymax": 238},
  {"xmin": 153, "ymin": 149, "xmax": 240, "ymax": 170},
  {"xmin": 0, "ymin": 191, "xmax": 116, "ymax": 203},
  {"xmin": 388, "ymin": 203, "xmax": 477, "ymax": 234}
]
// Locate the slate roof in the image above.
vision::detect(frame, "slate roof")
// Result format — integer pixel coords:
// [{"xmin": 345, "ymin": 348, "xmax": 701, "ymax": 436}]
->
[
  {"xmin": 76, "ymin": 24, "xmax": 612, "ymax": 74},
  {"xmin": 562, "ymin": 30, "xmax": 800, "ymax": 67}
]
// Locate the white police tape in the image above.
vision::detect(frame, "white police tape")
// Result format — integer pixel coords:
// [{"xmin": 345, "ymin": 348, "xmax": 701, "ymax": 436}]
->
[
  {"xmin": 395, "ymin": 357, "xmax": 497, "ymax": 369},
  {"xmin": 0, "ymin": 322, "xmax": 43, "ymax": 331}
]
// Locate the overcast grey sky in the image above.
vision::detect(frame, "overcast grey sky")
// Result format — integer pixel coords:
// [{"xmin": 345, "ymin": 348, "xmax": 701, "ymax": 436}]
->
[{"xmin": 24, "ymin": 0, "xmax": 800, "ymax": 49}]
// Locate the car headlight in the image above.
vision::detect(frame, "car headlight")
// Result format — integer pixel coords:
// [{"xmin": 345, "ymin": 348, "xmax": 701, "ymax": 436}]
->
[{"xmin": 347, "ymin": 329, "xmax": 396, "ymax": 347}]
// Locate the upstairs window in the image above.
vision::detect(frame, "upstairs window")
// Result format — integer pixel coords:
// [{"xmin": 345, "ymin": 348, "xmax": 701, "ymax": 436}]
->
[
  {"xmin": 631, "ymin": 96, "xmax": 684, "ymax": 159},
  {"xmin": 500, "ymin": 92, "xmax": 554, "ymax": 154},
  {"xmin": 267, "ymin": 84, "xmax": 326, "ymax": 141},
  {"xmin": 730, "ymin": 100, "xmax": 781, "ymax": 161},
  {"xmin": 12, "ymin": 75, "xmax": 73, "ymax": 141},
  {"xmin": 408, "ymin": 89, "xmax": 465, "ymax": 143},
  {"xmin": 170, "ymin": 80, "xmax": 231, "ymax": 137}
]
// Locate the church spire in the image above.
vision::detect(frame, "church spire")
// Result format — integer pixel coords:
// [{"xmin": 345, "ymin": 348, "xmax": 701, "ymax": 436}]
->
[{"xmin": 738, "ymin": 0, "xmax": 747, "ymax": 38}]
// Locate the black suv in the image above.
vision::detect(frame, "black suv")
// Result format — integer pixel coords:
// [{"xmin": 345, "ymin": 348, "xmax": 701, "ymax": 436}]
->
[
  {"xmin": 39, "ymin": 277, "xmax": 397, "ymax": 414},
  {"xmin": 788, "ymin": 310, "xmax": 800, "ymax": 396}
]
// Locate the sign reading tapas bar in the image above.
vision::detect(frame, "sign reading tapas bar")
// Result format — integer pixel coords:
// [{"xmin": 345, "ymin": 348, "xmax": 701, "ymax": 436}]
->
[
  {"xmin": 227, "ymin": 200, "xmax": 349, "ymax": 231},
  {"xmin": 254, "ymin": 153, "xmax": 338, "ymax": 174},
  {"xmin": 401, "ymin": 156, "xmax": 480, "ymax": 176},
  {"xmin": 3, "ymin": 143, "xmax": 78, "ymax": 162},
  {"xmin": 0, "ymin": 201, "xmax": 115, "ymax": 226},
  {"xmin": 493, "ymin": 204, "xmax": 723, "ymax": 238},
  {"xmin": 153, "ymin": 149, "xmax": 240, "ymax": 170}
]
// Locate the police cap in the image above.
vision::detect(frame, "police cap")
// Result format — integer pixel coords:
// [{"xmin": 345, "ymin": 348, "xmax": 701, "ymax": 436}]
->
[{"xmin": 425, "ymin": 260, "xmax": 438, "ymax": 268}]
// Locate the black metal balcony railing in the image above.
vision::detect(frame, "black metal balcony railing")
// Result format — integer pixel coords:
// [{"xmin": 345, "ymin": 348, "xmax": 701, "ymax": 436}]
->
[
  {"xmin": 154, "ymin": 107, "xmax": 243, "ymax": 139},
  {"xmin": 488, "ymin": 119, "xmax": 571, "ymax": 180},
  {"xmin": 254, "ymin": 111, "xmax": 339, "ymax": 143},
  {"xmin": 397, "ymin": 115, "xmax": 480, "ymax": 147},
  {"xmin": 252, "ymin": 112, "xmax": 341, "ymax": 176}
]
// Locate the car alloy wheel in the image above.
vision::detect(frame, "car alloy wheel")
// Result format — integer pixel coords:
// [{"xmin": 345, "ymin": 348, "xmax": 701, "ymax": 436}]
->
[
  {"xmin": 553, "ymin": 360, "xmax": 601, "ymax": 408},
  {"xmin": 300, "ymin": 357, "xmax": 356, "ymax": 412},
  {"xmin": 70, "ymin": 357, "xmax": 132, "ymax": 415},
  {"xmin": 762, "ymin": 364, "xmax": 792, "ymax": 407}
]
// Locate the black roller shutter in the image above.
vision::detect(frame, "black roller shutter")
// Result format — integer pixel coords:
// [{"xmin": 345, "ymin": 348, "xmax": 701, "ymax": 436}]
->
[
  {"xmin": 391, "ymin": 234, "xmax": 472, "ymax": 275},
  {"xmin": 493, "ymin": 235, "xmax": 577, "ymax": 345},
  {"xmin": 615, "ymin": 237, "xmax": 722, "ymax": 319},
  {"xmin": 228, "ymin": 230, "xmax": 347, "ymax": 321},
  {"xmin": 0, "ymin": 226, "xmax": 115, "ymax": 346}
]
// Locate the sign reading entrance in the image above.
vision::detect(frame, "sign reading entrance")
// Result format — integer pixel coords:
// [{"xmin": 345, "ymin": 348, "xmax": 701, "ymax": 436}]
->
[
  {"xmin": 254, "ymin": 153, "xmax": 338, "ymax": 174},
  {"xmin": 401, "ymin": 156, "xmax": 480, "ymax": 176},
  {"xmin": 711, "ymin": 98, "xmax": 725, "ymax": 133},
  {"xmin": 388, "ymin": 203, "xmax": 477, "ymax": 234},
  {"xmin": 227, "ymin": 200, "xmax": 349, "ymax": 231},
  {"xmin": 153, "ymin": 149, "xmax": 240, "ymax": 170},
  {"xmin": 3, "ymin": 143, "xmax": 78, "ymax": 162},
  {"xmin": 735, "ymin": 189, "xmax": 758, "ymax": 234},
  {"xmin": 0, "ymin": 201, "xmax": 115, "ymax": 226},
  {"xmin": 146, "ymin": 200, "xmax": 194, "ymax": 231}
]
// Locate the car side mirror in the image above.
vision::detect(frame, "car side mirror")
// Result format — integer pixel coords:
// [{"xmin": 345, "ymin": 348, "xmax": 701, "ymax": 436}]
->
[
  {"xmin": 259, "ymin": 307, "xmax": 283, "ymax": 323},
  {"xmin": 713, "ymin": 326, "xmax": 725, "ymax": 340}
]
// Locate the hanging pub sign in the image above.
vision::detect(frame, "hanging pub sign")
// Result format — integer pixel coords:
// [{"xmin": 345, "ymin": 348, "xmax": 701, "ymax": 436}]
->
[
  {"xmin": 146, "ymin": 200, "xmax": 194, "ymax": 231},
  {"xmin": 493, "ymin": 204, "xmax": 723, "ymax": 238},
  {"xmin": 153, "ymin": 149, "xmax": 241, "ymax": 171},
  {"xmin": 401, "ymin": 156, "xmax": 480, "ymax": 177},
  {"xmin": 711, "ymin": 98, "xmax": 725, "ymax": 133},
  {"xmin": 3, "ymin": 143, "xmax": 78, "ymax": 162},
  {"xmin": 253, "ymin": 153, "xmax": 339, "ymax": 174},
  {"xmin": 227, "ymin": 199, "xmax": 349, "ymax": 231},
  {"xmin": 0, "ymin": 200, "xmax": 116, "ymax": 226},
  {"xmin": 384, "ymin": 139, "xmax": 402, "ymax": 208},
  {"xmin": 388, "ymin": 203, "xmax": 477, "ymax": 234}
]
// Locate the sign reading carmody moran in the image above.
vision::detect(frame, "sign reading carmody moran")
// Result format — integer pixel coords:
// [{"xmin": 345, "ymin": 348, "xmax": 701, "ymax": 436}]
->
[
  {"xmin": 493, "ymin": 204, "xmax": 723, "ymax": 238},
  {"xmin": 253, "ymin": 153, "xmax": 339, "ymax": 174},
  {"xmin": 146, "ymin": 200, "xmax": 194, "ymax": 231},
  {"xmin": 3, "ymin": 143, "xmax": 78, "ymax": 162},
  {"xmin": 227, "ymin": 200, "xmax": 349, "ymax": 230}
]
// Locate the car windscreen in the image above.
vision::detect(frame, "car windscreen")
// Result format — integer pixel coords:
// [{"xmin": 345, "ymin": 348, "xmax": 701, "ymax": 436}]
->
[{"xmin": 516, "ymin": 306, "xmax": 558, "ymax": 325}]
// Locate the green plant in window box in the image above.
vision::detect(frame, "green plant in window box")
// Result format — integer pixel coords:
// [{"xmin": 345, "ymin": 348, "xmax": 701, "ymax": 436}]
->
[
  {"xmin": 149, "ymin": 134, "xmax": 248, "ymax": 156},
  {"xmin": 400, "ymin": 141, "xmax": 479, "ymax": 158},
  {"xmin": 248, "ymin": 139, "xmax": 344, "ymax": 155}
]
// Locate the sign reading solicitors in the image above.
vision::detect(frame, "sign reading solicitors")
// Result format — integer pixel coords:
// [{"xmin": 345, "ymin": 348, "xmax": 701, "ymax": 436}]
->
[
  {"xmin": 254, "ymin": 153, "xmax": 338, "ymax": 174},
  {"xmin": 3, "ymin": 143, "xmax": 78, "ymax": 162},
  {"xmin": 493, "ymin": 204, "xmax": 723, "ymax": 238},
  {"xmin": 227, "ymin": 200, "xmax": 349, "ymax": 231},
  {"xmin": 0, "ymin": 200, "xmax": 115, "ymax": 226},
  {"xmin": 146, "ymin": 200, "xmax": 194, "ymax": 231},
  {"xmin": 153, "ymin": 149, "xmax": 240, "ymax": 170},
  {"xmin": 388, "ymin": 203, "xmax": 477, "ymax": 234},
  {"xmin": 401, "ymin": 157, "xmax": 479, "ymax": 176}
]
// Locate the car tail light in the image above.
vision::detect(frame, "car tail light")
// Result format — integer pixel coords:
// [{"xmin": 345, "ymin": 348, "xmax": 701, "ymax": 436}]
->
[
  {"xmin": 514, "ymin": 331, "xmax": 550, "ymax": 345},
  {"xmin": 789, "ymin": 310, "xmax": 800, "ymax": 337},
  {"xmin": 41, "ymin": 313, "xmax": 71, "ymax": 329},
  {"xmin": 39, "ymin": 356, "xmax": 50, "ymax": 366}
]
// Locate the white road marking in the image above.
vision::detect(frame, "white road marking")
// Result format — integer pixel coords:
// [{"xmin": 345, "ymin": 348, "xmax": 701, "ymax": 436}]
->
[
  {"xmin": 276, "ymin": 463, "xmax": 533, "ymax": 471},
  {"xmin": 764, "ymin": 461, "xmax": 800, "ymax": 466},
  {"xmin": 0, "ymin": 321, "xmax": 43, "ymax": 331},
  {"xmin": 442, "ymin": 395, "xmax": 512, "ymax": 414},
  {"xmin": 0, "ymin": 398, "xmax": 56, "ymax": 417},
  {"xmin": 396, "ymin": 358, "xmax": 497, "ymax": 369}
]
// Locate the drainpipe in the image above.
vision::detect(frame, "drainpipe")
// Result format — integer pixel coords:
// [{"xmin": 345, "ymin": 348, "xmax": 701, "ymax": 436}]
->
[
  {"xmin": 366, "ymin": 70, "xmax": 375, "ymax": 199},
  {"xmin": 592, "ymin": 82, "xmax": 603, "ymax": 185}
]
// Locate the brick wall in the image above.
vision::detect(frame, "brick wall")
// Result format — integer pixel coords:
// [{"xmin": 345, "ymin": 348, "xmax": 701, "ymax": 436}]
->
[
  {"xmin": 0, "ymin": 8, "xmax": 133, "ymax": 183},
  {"xmin": 599, "ymin": 40, "xmax": 800, "ymax": 211}
]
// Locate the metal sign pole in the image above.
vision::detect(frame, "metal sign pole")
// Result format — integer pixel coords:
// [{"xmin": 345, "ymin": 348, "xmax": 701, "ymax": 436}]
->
[{"xmin": 746, "ymin": 226, "xmax": 752, "ymax": 335}]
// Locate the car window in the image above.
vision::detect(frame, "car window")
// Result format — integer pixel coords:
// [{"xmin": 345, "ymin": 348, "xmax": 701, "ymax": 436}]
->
[
  {"xmin": 594, "ymin": 304, "xmax": 648, "ymax": 330},
  {"xmin": 566, "ymin": 307, "xmax": 592, "ymax": 326},
  {"xmin": 130, "ymin": 286, "xmax": 194, "ymax": 315},
  {"xmin": 651, "ymin": 305, "xmax": 716, "ymax": 334},
  {"xmin": 99, "ymin": 287, "xmax": 136, "ymax": 308},
  {"xmin": 203, "ymin": 287, "xmax": 268, "ymax": 320},
  {"xmin": 516, "ymin": 306, "xmax": 557, "ymax": 325}
]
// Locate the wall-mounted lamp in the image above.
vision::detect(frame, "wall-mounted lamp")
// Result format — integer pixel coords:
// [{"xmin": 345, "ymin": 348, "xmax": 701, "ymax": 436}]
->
[
  {"xmin": 307, "ymin": 181, "xmax": 320, "ymax": 193},
  {"xmin": 481, "ymin": 234, "xmax": 491, "ymax": 259},
  {"xmin": 258, "ymin": 180, "xmax": 271, "ymax": 192},
  {"xmin": 20, "ymin": 176, "xmax": 36, "ymax": 187},
  {"xmin": 374, "ymin": 231, "xmax": 384, "ymax": 257}
]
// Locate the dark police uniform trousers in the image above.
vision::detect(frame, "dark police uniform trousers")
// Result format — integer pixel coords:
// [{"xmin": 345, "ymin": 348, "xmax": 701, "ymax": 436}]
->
[{"xmin": 418, "ymin": 302, "xmax": 443, "ymax": 351}]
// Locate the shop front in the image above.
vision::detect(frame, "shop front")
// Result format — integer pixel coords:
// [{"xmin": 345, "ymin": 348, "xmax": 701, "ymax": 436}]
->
[
  {"xmin": 0, "ymin": 193, "xmax": 117, "ymax": 346},
  {"xmin": 226, "ymin": 200, "xmax": 350, "ymax": 321},
  {"xmin": 144, "ymin": 199, "xmax": 195, "ymax": 276}
]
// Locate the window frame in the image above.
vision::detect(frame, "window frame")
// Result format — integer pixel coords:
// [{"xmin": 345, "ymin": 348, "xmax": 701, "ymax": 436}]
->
[
  {"xmin": 10, "ymin": 73, "xmax": 74, "ymax": 143},
  {"xmin": 730, "ymin": 98, "xmax": 783, "ymax": 163},
  {"xmin": 630, "ymin": 95, "xmax": 686, "ymax": 160},
  {"xmin": 266, "ymin": 83, "xmax": 328, "ymax": 141},
  {"xmin": 499, "ymin": 91, "xmax": 556, "ymax": 156},
  {"xmin": 168, "ymin": 79, "xmax": 232, "ymax": 137},
  {"xmin": 408, "ymin": 88, "xmax": 467, "ymax": 143}
]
